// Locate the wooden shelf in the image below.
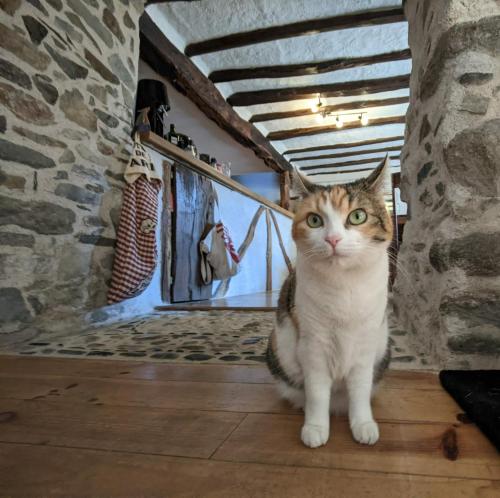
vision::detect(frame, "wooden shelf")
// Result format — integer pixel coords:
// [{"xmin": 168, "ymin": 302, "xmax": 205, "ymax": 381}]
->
[{"xmin": 141, "ymin": 132, "xmax": 293, "ymax": 219}]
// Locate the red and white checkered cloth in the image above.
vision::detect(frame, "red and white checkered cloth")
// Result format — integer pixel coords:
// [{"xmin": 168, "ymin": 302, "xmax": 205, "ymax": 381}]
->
[
  {"xmin": 215, "ymin": 222, "xmax": 240, "ymax": 264},
  {"xmin": 107, "ymin": 177, "xmax": 162, "ymax": 304},
  {"xmin": 107, "ymin": 136, "xmax": 162, "ymax": 304}
]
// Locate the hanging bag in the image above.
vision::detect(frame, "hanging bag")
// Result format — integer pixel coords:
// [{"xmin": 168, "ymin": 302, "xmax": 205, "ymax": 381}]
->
[
  {"xmin": 107, "ymin": 133, "xmax": 162, "ymax": 304},
  {"xmin": 199, "ymin": 193, "xmax": 240, "ymax": 284}
]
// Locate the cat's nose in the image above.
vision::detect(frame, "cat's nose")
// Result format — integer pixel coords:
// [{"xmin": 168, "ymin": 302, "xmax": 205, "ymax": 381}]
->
[{"xmin": 325, "ymin": 235, "xmax": 342, "ymax": 249}]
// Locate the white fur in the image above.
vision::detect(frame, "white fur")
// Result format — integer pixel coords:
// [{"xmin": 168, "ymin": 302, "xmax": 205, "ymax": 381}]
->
[{"xmin": 274, "ymin": 187, "xmax": 390, "ymax": 448}]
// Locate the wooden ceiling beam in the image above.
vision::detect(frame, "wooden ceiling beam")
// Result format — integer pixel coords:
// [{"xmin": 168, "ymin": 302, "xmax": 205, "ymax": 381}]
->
[
  {"xmin": 291, "ymin": 145, "xmax": 403, "ymax": 162},
  {"xmin": 185, "ymin": 8, "xmax": 405, "ymax": 56},
  {"xmin": 210, "ymin": 49, "xmax": 411, "ymax": 83},
  {"xmin": 139, "ymin": 14, "xmax": 290, "ymax": 173},
  {"xmin": 145, "ymin": 0, "xmax": 199, "ymax": 4},
  {"xmin": 308, "ymin": 165, "xmax": 400, "ymax": 176},
  {"xmin": 228, "ymin": 74, "xmax": 410, "ymax": 106},
  {"xmin": 302, "ymin": 155, "xmax": 401, "ymax": 172},
  {"xmin": 250, "ymin": 96, "xmax": 409, "ymax": 123},
  {"xmin": 267, "ymin": 115, "xmax": 405, "ymax": 141},
  {"xmin": 283, "ymin": 135, "xmax": 405, "ymax": 155}
]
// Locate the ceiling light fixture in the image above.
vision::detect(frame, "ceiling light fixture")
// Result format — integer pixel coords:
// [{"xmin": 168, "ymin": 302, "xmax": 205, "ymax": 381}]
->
[
  {"xmin": 319, "ymin": 109, "xmax": 371, "ymax": 126},
  {"xmin": 310, "ymin": 94, "xmax": 323, "ymax": 114}
]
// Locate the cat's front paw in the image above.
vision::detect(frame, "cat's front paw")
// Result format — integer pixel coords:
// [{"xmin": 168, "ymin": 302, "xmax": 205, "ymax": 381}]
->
[
  {"xmin": 350, "ymin": 420, "xmax": 379, "ymax": 445},
  {"xmin": 301, "ymin": 423, "xmax": 329, "ymax": 448}
]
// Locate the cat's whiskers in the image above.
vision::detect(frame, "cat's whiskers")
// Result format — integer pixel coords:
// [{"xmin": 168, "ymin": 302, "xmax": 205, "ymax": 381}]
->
[{"xmin": 363, "ymin": 244, "xmax": 411, "ymax": 284}]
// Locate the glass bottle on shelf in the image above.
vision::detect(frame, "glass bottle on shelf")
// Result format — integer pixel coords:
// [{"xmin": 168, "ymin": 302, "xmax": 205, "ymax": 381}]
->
[
  {"xmin": 167, "ymin": 124, "xmax": 178, "ymax": 145},
  {"xmin": 210, "ymin": 158, "xmax": 217, "ymax": 169},
  {"xmin": 188, "ymin": 138, "xmax": 197, "ymax": 158}
]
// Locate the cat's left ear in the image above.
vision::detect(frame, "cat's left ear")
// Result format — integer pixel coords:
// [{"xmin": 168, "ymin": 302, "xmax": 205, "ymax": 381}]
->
[{"xmin": 364, "ymin": 154, "xmax": 390, "ymax": 193}]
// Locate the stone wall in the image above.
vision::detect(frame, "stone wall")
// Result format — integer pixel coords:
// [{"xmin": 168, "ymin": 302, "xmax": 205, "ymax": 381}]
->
[
  {"xmin": 394, "ymin": 0, "xmax": 500, "ymax": 368},
  {"xmin": 0, "ymin": 0, "xmax": 145, "ymax": 343}
]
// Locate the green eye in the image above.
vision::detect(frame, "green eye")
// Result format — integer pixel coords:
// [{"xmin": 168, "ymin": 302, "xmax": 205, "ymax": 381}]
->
[
  {"xmin": 306, "ymin": 213, "xmax": 324, "ymax": 228},
  {"xmin": 348, "ymin": 208, "xmax": 367, "ymax": 225}
]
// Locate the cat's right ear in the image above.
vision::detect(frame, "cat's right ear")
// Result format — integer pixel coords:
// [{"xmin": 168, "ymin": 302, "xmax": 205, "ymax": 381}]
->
[{"xmin": 292, "ymin": 168, "xmax": 315, "ymax": 198}]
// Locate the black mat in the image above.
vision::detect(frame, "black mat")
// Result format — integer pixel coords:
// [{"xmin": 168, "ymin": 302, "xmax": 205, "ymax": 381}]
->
[{"xmin": 440, "ymin": 370, "xmax": 500, "ymax": 452}]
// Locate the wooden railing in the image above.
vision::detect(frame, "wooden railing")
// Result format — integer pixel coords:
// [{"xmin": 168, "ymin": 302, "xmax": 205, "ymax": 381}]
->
[{"xmin": 141, "ymin": 131, "xmax": 293, "ymax": 219}]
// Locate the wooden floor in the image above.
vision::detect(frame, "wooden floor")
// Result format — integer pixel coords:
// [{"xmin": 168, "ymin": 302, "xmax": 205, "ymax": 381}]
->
[
  {"xmin": 0, "ymin": 356, "xmax": 498, "ymax": 497},
  {"xmin": 156, "ymin": 290, "xmax": 279, "ymax": 311}
]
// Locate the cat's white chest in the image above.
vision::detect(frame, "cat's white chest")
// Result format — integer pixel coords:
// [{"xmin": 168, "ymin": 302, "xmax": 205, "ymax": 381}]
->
[{"xmin": 295, "ymin": 259, "xmax": 388, "ymax": 379}]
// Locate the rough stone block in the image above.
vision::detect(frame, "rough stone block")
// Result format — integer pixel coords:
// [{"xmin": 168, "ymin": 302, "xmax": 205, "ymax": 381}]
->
[
  {"xmin": 0, "ymin": 232, "xmax": 35, "ymax": 248},
  {"xmin": 0, "ymin": 22, "xmax": 50, "ymax": 70},
  {"xmin": 0, "ymin": 168, "xmax": 25, "ymax": 190},
  {"xmin": 22, "ymin": 15, "xmax": 48, "ymax": 45},
  {"xmin": 13, "ymin": 126, "xmax": 66, "ymax": 148},
  {"xmin": 0, "ymin": 287, "xmax": 31, "ymax": 324},
  {"xmin": 444, "ymin": 119, "xmax": 500, "ymax": 196},
  {"xmin": 59, "ymin": 89, "xmax": 97, "ymax": 131},
  {"xmin": 458, "ymin": 72, "xmax": 494, "ymax": 86},
  {"xmin": 67, "ymin": 0, "xmax": 113, "ymax": 48},
  {"xmin": 430, "ymin": 232, "xmax": 500, "ymax": 276},
  {"xmin": 44, "ymin": 43, "xmax": 88, "ymax": 80},
  {"xmin": 0, "ymin": 81, "xmax": 54, "ymax": 125},
  {"xmin": 459, "ymin": 93, "xmax": 490, "ymax": 114},
  {"xmin": 0, "ymin": 195, "xmax": 75, "ymax": 234},
  {"xmin": 0, "ymin": 137, "xmax": 55, "ymax": 169},
  {"xmin": 33, "ymin": 74, "xmax": 58, "ymax": 104},
  {"xmin": 55, "ymin": 183, "xmax": 100, "ymax": 205},
  {"xmin": 0, "ymin": 57, "xmax": 32, "ymax": 89}
]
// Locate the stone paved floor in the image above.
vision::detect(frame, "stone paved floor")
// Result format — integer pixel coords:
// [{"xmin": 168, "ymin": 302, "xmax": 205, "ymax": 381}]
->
[
  {"xmin": 0, "ymin": 308, "xmax": 433, "ymax": 369},
  {"xmin": 0, "ymin": 311, "xmax": 431, "ymax": 369}
]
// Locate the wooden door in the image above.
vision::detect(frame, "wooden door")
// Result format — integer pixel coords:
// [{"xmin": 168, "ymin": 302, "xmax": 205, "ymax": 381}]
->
[{"xmin": 171, "ymin": 163, "xmax": 215, "ymax": 302}]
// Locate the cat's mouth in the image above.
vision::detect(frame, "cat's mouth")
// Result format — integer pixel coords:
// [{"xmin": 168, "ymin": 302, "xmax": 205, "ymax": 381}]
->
[{"xmin": 327, "ymin": 246, "xmax": 347, "ymax": 258}]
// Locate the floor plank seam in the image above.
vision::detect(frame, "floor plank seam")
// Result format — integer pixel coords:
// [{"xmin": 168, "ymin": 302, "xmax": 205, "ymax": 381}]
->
[
  {"xmin": 0, "ymin": 395, "xmax": 462, "ymax": 425},
  {"xmin": 0, "ymin": 373, "xmax": 275, "ymax": 385},
  {"xmin": 0, "ymin": 440, "xmax": 213, "ymax": 462},
  {"xmin": 0, "ymin": 372, "xmax": 443, "ymax": 390},
  {"xmin": 201, "ymin": 454, "xmax": 500, "ymax": 482},
  {"xmin": 208, "ymin": 413, "xmax": 250, "ymax": 460}
]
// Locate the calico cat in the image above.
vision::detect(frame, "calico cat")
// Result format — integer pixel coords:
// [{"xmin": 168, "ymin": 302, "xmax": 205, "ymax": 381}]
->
[{"xmin": 266, "ymin": 156, "xmax": 393, "ymax": 448}]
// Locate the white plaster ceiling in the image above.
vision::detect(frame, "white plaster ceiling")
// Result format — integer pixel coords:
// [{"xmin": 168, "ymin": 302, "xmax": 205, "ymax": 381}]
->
[{"xmin": 146, "ymin": 0, "xmax": 409, "ymax": 184}]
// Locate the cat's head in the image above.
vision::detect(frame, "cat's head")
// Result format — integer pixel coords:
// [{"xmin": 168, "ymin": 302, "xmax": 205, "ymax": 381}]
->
[{"xmin": 291, "ymin": 156, "xmax": 393, "ymax": 267}]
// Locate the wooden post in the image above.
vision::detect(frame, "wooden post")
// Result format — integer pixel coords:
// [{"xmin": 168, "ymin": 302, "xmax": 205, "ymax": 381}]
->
[
  {"xmin": 161, "ymin": 161, "xmax": 172, "ymax": 302},
  {"xmin": 265, "ymin": 209, "xmax": 273, "ymax": 292},
  {"xmin": 280, "ymin": 171, "xmax": 291, "ymax": 211}
]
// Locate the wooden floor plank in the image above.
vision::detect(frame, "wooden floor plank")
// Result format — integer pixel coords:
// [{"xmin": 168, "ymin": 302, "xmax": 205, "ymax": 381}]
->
[
  {"xmin": 382, "ymin": 370, "xmax": 441, "ymax": 391},
  {"xmin": 0, "ymin": 399, "xmax": 244, "ymax": 459},
  {"xmin": 213, "ymin": 413, "xmax": 500, "ymax": 480},
  {"xmin": 0, "ymin": 356, "xmax": 274, "ymax": 384},
  {"xmin": 0, "ymin": 375, "xmax": 294, "ymax": 414},
  {"xmin": 1, "ymin": 443, "xmax": 498, "ymax": 498},
  {"xmin": 0, "ymin": 356, "xmax": 439, "ymax": 388},
  {"xmin": 0, "ymin": 356, "xmax": 140, "ymax": 379},
  {"xmin": 0, "ymin": 356, "xmax": 442, "ymax": 391},
  {"xmin": 0, "ymin": 374, "xmax": 460, "ymax": 422}
]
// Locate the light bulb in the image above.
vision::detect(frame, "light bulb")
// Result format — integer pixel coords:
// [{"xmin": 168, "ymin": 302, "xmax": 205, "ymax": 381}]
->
[
  {"xmin": 360, "ymin": 113, "xmax": 369, "ymax": 126},
  {"xmin": 310, "ymin": 95, "xmax": 322, "ymax": 113},
  {"xmin": 335, "ymin": 116, "xmax": 344, "ymax": 128}
]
